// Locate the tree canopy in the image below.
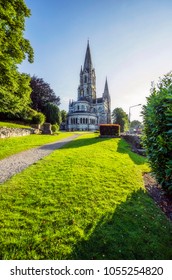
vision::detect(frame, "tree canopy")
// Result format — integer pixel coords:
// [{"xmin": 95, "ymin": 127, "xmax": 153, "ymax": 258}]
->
[
  {"xmin": 44, "ymin": 103, "xmax": 61, "ymax": 125},
  {"xmin": 112, "ymin": 107, "xmax": 129, "ymax": 132},
  {"xmin": 0, "ymin": 0, "xmax": 34, "ymax": 115},
  {"xmin": 30, "ymin": 75, "xmax": 60, "ymax": 112},
  {"xmin": 61, "ymin": 110, "xmax": 67, "ymax": 123}
]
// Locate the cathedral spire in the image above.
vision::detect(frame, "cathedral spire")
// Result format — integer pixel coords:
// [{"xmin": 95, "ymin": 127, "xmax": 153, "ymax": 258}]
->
[
  {"xmin": 83, "ymin": 40, "xmax": 92, "ymax": 71},
  {"xmin": 103, "ymin": 78, "xmax": 110, "ymax": 100}
]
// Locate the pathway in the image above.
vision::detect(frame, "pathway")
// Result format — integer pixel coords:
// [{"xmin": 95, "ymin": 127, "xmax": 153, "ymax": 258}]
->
[{"xmin": 0, "ymin": 134, "xmax": 79, "ymax": 184}]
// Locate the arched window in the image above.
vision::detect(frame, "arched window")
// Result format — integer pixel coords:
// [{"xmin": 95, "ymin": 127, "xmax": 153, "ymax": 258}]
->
[{"xmin": 84, "ymin": 76, "xmax": 87, "ymax": 83}]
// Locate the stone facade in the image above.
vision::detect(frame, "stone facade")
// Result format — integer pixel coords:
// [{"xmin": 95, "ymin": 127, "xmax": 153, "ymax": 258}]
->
[{"xmin": 66, "ymin": 42, "xmax": 111, "ymax": 131}]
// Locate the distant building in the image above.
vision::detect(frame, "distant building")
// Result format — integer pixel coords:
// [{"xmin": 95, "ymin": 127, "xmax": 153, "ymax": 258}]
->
[{"xmin": 66, "ymin": 41, "xmax": 111, "ymax": 131}]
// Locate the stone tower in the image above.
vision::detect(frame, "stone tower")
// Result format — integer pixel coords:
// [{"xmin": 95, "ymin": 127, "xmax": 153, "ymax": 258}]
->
[
  {"xmin": 103, "ymin": 78, "xmax": 111, "ymax": 123},
  {"xmin": 77, "ymin": 41, "xmax": 96, "ymax": 102}
]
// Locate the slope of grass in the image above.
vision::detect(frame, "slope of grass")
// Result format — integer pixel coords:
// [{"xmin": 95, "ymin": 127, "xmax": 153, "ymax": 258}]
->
[
  {"xmin": 0, "ymin": 121, "xmax": 30, "ymax": 128},
  {"xmin": 0, "ymin": 134, "xmax": 172, "ymax": 259},
  {"xmin": 0, "ymin": 132, "xmax": 74, "ymax": 160}
]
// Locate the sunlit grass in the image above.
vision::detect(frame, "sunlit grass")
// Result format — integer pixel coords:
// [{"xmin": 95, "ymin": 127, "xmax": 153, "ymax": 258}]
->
[
  {"xmin": 0, "ymin": 132, "xmax": 74, "ymax": 160},
  {"xmin": 0, "ymin": 134, "xmax": 172, "ymax": 259},
  {"xmin": 0, "ymin": 121, "xmax": 30, "ymax": 128}
]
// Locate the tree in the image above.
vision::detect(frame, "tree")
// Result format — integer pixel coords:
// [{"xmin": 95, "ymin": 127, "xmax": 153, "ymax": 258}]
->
[
  {"xmin": 44, "ymin": 103, "xmax": 61, "ymax": 125},
  {"xmin": 142, "ymin": 72, "xmax": 172, "ymax": 192},
  {"xmin": 61, "ymin": 110, "xmax": 67, "ymax": 123},
  {"xmin": 112, "ymin": 107, "xmax": 129, "ymax": 132},
  {"xmin": 130, "ymin": 120, "xmax": 142, "ymax": 132},
  {"xmin": 30, "ymin": 75, "xmax": 60, "ymax": 112},
  {"xmin": 0, "ymin": 0, "xmax": 34, "ymax": 115}
]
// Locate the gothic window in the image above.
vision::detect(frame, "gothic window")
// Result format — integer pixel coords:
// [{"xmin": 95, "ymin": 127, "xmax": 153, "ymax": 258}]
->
[
  {"xmin": 80, "ymin": 118, "xmax": 82, "ymax": 124},
  {"xmin": 86, "ymin": 118, "xmax": 88, "ymax": 124},
  {"xmin": 84, "ymin": 76, "xmax": 87, "ymax": 83},
  {"xmin": 83, "ymin": 118, "xmax": 85, "ymax": 124},
  {"xmin": 77, "ymin": 105, "xmax": 79, "ymax": 111}
]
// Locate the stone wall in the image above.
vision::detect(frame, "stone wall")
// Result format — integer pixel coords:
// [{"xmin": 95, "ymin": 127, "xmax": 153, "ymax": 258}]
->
[
  {"xmin": 121, "ymin": 134, "xmax": 145, "ymax": 156},
  {"xmin": 0, "ymin": 127, "xmax": 37, "ymax": 138}
]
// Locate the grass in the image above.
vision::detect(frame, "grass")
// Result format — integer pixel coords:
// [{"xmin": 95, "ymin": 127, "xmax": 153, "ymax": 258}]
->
[
  {"xmin": 0, "ymin": 121, "xmax": 30, "ymax": 128},
  {"xmin": 0, "ymin": 132, "xmax": 74, "ymax": 160},
  {"xmin": 0, "ymin": 134, "xmax": 172, "ymax": 259}
]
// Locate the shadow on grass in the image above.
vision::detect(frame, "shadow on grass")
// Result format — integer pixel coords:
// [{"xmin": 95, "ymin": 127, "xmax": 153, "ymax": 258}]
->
[
  {"xmin": 68, "ymin": 189, "xmax": 172, "ymax": 260},
  {"xmin": 117, "ymin": 138, "xmax": 147, "ymax": 165},
  {"xmin": 60, "ymin": 135, "xmax": 111, "ymax": 150}
]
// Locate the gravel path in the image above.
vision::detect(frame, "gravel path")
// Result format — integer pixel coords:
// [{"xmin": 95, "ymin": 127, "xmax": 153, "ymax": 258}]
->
[{"xmin": 0, "ymin": 134, "xmax": 79, "ymax": 184}]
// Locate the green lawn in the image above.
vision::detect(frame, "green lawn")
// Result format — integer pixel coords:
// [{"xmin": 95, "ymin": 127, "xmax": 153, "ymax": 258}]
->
[
  {"xmin": 0, "ymin": 134, "xmax": 172, "ymax": 259},
  {"xmin": 0, "ymin": 132, "xmax": 74, "ymax": 160}
]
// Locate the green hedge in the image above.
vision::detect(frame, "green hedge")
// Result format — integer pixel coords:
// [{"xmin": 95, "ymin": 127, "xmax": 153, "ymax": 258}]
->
[
  {"xmin": 100, "ymin": 124, "xmax": 120, "ymax": 137},
  {"xmin": 142, "ymin": 73, "xmax": 172, "ymax": 192}
]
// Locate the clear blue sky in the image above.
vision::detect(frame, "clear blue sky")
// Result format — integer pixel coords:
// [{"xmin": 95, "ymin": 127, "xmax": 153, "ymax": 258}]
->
[{"xmin": 19, "ymin": 0, "xmax": 172, "ymax": 121}]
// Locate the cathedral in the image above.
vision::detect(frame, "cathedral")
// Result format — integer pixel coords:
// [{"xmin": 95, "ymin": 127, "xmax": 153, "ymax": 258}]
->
[{"xmin": 66, "ymin": 41, "xmax": 111, "ymax": 131}]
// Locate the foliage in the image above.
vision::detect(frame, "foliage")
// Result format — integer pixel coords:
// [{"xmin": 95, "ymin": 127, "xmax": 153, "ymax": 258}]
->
[
  {"xmin": 51, "ymin": 124, "xmax": 59, "ymax": 133},
  {"xmin": 31, "ymin": 112, "xmax": 45, "ymax": 125},
  {"xmin": 0, "ymin": 134, "xmax": 172, "ymax": 259},
  {"xmin": 0, "ymin": 0, "xmax": 34, "ymax": 115},
  {"xmin": 112, "ymin": 107, "xmax": 129, "ymax": 132},
  {"xmin": 61, "ymin": 110, "xmax": 67, "ymax": 123},
  {"xmin": 142, "ymin": 72, "xmax": 172, "ymax": 192},
  {"xmin": 30, "ymin": 75, "xmax": 60, "ymax": 112},
  {"xmin": 100, "ymin": 124, "xmax": 120, "ymax": 136},
  {"xmin": 0, "ymin": 132, "xmax": 74, "ymax": 160},
  {"xmin": 44, "ymin": 103, "xmax": 61, "ymax": 125}
]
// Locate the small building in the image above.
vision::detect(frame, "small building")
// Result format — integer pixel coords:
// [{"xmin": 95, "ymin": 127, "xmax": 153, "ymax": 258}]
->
[{"xmin": 66, "ymin": 41, "xmax": 111, "ymax": 131}]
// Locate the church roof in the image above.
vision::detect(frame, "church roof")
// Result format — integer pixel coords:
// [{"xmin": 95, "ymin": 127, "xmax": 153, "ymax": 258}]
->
[{"xmin": 83, "ymin": 41, "xmax": 93, "ymax": 72}]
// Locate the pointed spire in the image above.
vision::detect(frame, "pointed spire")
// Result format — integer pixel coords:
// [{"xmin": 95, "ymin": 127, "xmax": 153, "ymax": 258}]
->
[
  {"xmin": 103, "ymin": 78, "xmax": 111, "ymax": 100},
  {"xmin": 80, "ymin": 65, "xmax": 83, "ymax": 75},
  {"xmin": 83, "ymin": 40, "xmax": 92, "ymax": 71}
]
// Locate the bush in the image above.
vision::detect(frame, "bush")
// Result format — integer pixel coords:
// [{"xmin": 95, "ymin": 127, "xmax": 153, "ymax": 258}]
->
[
  {"xmin": 51, "ymin": 124, "xmax": 59, "ymax": 133},
  {"xmin": 32, "ymin": 112, "xmax": 45, "ymax": 125},
  {"xmin": 142, "ymin": 72, "xmax": 172, "ymax": 192},
  {"xmin": 100, "ymin": 124, "xmax": 120, "ymax": 137}
]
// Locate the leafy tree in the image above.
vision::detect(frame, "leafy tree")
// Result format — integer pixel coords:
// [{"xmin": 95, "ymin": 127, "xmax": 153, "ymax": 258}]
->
[
  {"xmin": 142, "ymin": 72, "xmax": 172, "ymax": 192},
  {"xmin": 44, "ymin": 103, "xmax": 61, "ymax": 125},
  {"xmin": 30, "ymin": 75, "xmax": 60, "ymax": 112},
  {"xmin": 130, "ymin": 120, "xmax": 142, "ymax": 132},
  {"xmin": 61, "ymin": 110, "xmax": 67, "ymax": 123},
  {"xmin": 0, "ymin": 0, "xmax": 34, "ymax": 115},
  {"xmin": 112, "ymin": 107, "xmax": 129, "ymax": 132}
]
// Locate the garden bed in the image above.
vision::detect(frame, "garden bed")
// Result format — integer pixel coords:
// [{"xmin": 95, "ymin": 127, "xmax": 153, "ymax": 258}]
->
[{"xmin": 144, "ymin": 173, "xmax": 172, "ymax": 221}]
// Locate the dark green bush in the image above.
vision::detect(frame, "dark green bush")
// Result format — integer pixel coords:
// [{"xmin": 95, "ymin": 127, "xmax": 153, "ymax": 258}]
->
[
  {"xmin": 142, "ymin": 72, "xmax": 172, "ymax": 192},
  {"xmin": 32, "ymin": 112, "xmax": 45, "ymax": 125}
]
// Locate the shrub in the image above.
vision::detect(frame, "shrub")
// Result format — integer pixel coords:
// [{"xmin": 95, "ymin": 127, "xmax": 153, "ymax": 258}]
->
[
  {"xmin": 142, "ymin": 72, "xmax": 172, "ymax": 192},
  {"xmin": 100, "ymin": 124, "xmax": 120, "ymax": 137},
  {"xmin": 51, "ymin": 124, "xmax": 59, "ymax": 133},
  {"xmin": 32, "ymin": 112, "xmax": 45, "ymax": 125}
]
